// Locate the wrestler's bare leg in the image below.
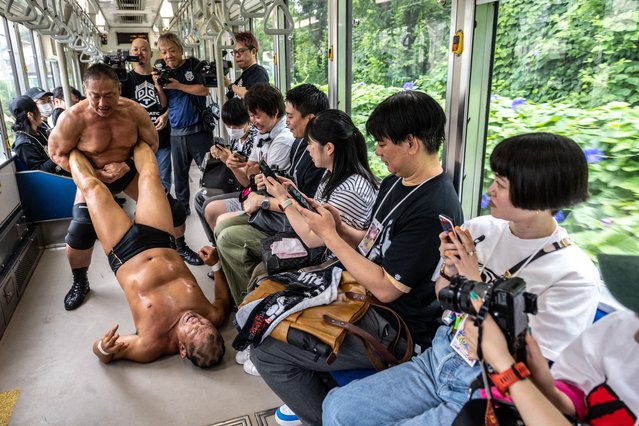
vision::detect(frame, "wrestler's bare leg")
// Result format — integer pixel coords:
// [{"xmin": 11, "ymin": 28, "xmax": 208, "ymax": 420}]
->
[
  {"xmin": 131, "ymin": 143, "xmax": 173, "ymax": 234},
  {"xmin": 69, "ymin": 150, "xmax": 132, "ymax": 253}
]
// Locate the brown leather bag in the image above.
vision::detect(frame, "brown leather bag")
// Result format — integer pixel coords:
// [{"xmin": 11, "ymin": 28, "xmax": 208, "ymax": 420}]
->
[{"xmin": 240, "ymin": 271, "xmax": 413, "ymax": 369}]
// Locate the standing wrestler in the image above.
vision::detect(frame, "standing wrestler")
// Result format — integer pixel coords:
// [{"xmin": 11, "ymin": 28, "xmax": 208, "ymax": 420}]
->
[
  {"xmin": 67, "ymin": 143, "xmax": 230, "ymax": 367},
  {"xmin": 49, "ymin": 63, "xmax": 200, "ymax": 312}
]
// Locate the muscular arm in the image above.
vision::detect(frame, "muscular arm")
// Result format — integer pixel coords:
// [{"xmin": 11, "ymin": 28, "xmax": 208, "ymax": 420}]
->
[
  {"xmin": 92, "ymin": 325, "xmax": 164, "ymax": 364},
  {"xmin": 48, "ymin": 109, "xmax": 84, "ymax": 172}
]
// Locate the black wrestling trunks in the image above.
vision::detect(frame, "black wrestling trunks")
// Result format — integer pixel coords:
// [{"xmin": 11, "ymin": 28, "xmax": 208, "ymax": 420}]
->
[
  {"xmin": 105, "ymin": 164, "xmax": 137, "ymax": 194},
  {"xmin": 108, "ymin": 223, "xmax": 176, "ymax": 274}
]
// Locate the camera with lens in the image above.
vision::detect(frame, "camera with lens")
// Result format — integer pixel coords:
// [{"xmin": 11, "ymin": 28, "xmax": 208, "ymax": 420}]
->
[
  {"xmin": 102, "ymin": 49, "xmax": 139, "ymax": 81},
  {"xmin": 194, "ymin": 57, "xmax": 233, "ymax": 88},
  {"xmin": 153, "ymin": 59, "xmax": 176, "ymax": 87},
  {"xmin": 438, "ymin": 276, "xmax": 538, "ymax": 362}
]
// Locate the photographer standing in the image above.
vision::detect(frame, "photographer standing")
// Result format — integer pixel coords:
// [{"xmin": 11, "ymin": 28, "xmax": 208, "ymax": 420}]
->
[
  {"xmin": 224, "ymin": 31, "xmax": 269, "ymax": 99},
  {"xmin": 121, "ymin": 38, "xmax": 171, "ymax": 191},
  {"xmin": 156, "ymin": 32, "xmax": 211, "ymax": 216}
]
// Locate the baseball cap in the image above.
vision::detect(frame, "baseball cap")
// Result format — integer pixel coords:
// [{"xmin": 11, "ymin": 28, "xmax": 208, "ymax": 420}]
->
[
  {"xmin": 597, "ymin": 254, "xmax": 639, "ymax": 313},
  {"xmin": 9, "ymin": 95, "xmax": 38, "ymax": 117},
  {"xmin": 25, "ymin": 86, "xmax": 53, "ymax": 100}
]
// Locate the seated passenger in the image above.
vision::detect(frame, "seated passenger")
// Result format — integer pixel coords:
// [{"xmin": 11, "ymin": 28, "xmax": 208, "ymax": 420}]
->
[
  {"xmin": 322, "ymin": 132, "xmax": 600, "ymax": 425},
  {"xmin": 9, "ymin": 95, "xmax": 68, "ymax": 175},
  {"xmin": 472, "ymin": 253, "xmax": 638, "ymax": 426},
  {"xmin": 211, "ymin": 84, "xmax": 328, "ymax": 302},
  {"xmin": 203, "ymin": 83, "xmax": 296, "ymax": 229},
  {"xmin": 25, "ymin": 86, "xmax": 54, "ymax": 134},
  {"xmin": 51, "ymin": 86, "xmax": 84, "ymax": 127},
  {"xmin": 250, "ymin": 91, "xmax": 463, "ymax": 426},
  {"xmin": 69, "ymin": 143, "xmax": 230, "ymax": 367},
  {"xmin": 195, "ymin": 97, "xmax": 260, "ymax": 242}
]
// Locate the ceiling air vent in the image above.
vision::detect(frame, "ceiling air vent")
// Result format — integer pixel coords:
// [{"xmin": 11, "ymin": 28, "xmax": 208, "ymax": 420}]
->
[
  {"xmin": 117, "ymin": 0, "xmax": 143, "ymax": 10},
  {"xmin": 119, "ymin": 15, "xmax": 144, "ymax": 23}
]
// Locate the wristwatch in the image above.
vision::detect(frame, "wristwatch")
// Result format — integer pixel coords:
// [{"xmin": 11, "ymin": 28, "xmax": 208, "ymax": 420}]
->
[
  {"xmin": 489, "ymin": 362, "xmax": 531, "ymax": 394},
  {"xmin": 227, "ymin": 83, "xmax": 234, "ymax": 91},
  {"xmin": 261, "ymin": 196, "xmax": 270, "ymax": 210}
]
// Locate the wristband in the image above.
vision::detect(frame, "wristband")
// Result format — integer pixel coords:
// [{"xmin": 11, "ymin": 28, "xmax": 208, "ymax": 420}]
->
[
  {"xmin": 279, "ymin": 199, "xmax": 293, "ymax": 212},
  {"xmin": 97, "ymin": 340, "xmax": 111, "ymax": 356},
  {"xmin": 211, "ymin": 262, "xmax": 222, "ymax": 272},
  {"xmin": 489, "ymin": 362, "xmax": 531, "ymax": 395},
  {"xmin": 439, "ymin": 262, "xmax": 452, "ymax": 281}
]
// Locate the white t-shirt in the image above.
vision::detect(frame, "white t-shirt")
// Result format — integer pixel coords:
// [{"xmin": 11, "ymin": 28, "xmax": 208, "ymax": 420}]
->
[
  {"xmin": 552, "ymin": 310, "xmax": 639, "ymax": 420},
  {"xmin": 314, "ymin": 172, "xmax": 378, "ymax": 230},
  {"xmin": 464, "ymin": 216, "xmax": 600, "ymax": 360},
  {"xmin": 248, "ymin": 117, "xmax": 293, "ymax": 171}
]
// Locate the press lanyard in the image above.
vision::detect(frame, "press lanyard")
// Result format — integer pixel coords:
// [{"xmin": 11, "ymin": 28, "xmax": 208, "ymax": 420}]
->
[{"xmin": 357, "ymin": 174, "xmax": 438, "ymax": 256}]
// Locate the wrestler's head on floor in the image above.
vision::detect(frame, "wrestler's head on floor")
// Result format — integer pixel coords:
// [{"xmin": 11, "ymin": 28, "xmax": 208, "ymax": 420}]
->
[{"xmin": 177, "ymin": 311, "xmax": 225, "ymax": 368}]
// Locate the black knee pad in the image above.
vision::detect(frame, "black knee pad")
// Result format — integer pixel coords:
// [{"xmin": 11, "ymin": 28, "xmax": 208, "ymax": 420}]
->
[
  {"xmin": 167, "ymin": 192, "xmax": 186, "ymax": 227},
  {"xmin": 65, "ymin": 203, "xmax": 98, "ymax": 250}
]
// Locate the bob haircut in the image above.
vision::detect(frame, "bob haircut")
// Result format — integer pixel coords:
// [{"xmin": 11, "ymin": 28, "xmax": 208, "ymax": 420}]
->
[
  {"xmin": 243, "ymin": 83, "xmax": 285, "ymax": 119},
  {"xmin": 366, "ymin": 91, "xmax": 446, "ymax": 155},
  {"xmin": 83, "ymin": 63, "xmax": 119, "ymax": 85},
  {"xmin": 490, "ymin": 132, "xmax": 589, "ymax": 210},
  {"xmin": 305, "ymin": 109, "xmax": 378, "ymax": 200},
  {"xmin": 221, "ymin": 97, "xmax": 249, "ymax": 126},
  {"xmin": 285, "ymin": 84, "xmax": 329, "ymax": 118},
  {"xmin": 157, "ymin": 32, "xmax": 184, "ymax": 54},
  {"xmin": 234, "ymin": 31, "xmax": 259, "ymax": 52}
]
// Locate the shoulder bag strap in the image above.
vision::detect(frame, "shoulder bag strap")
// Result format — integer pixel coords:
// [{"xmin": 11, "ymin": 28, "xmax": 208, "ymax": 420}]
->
[{"xmin": 504, "ymin": 237, "xmax": 573, "ymax": 278}]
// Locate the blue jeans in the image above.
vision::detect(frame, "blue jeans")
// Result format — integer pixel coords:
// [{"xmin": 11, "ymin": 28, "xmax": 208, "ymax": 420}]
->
[
  {"xmin": 322, "ymin": 325, "xmax": 479, "ymax": 426},
  {"xmin": 156, "ymin": 146, "xmax": 172, "ymax": 192}
]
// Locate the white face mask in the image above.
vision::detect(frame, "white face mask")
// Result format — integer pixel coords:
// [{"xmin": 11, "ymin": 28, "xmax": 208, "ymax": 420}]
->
[
  {"xmin": 226, "ymin": 126, "xmax": 246, "ymax": 140},
  {"xmin": 38, "ymin": 103, "xmax": 53, "ymax": 118}
]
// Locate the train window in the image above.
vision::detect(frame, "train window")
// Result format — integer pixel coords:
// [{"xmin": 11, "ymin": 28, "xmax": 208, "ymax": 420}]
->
[
  {"xmin": 288, "ymin": 0, "xmax": 328, "ymax": 87},
  {"xmin": 17, "ymin": 25, "xmax": 40, "ymax": 89},
  {"xmin": 252, "ymin": 17, "xmax": 275, "ymax": 82},
  {"xmin": 481, "ymin": 0, "xmax": 639, "ymax": 261},
  {"xmin": 0, "ymin": 18, "xmax": 18, "ymax": 141},
  {"xmin": 351, "ymin": 0, "xmax": 451, "ymax": 178}
]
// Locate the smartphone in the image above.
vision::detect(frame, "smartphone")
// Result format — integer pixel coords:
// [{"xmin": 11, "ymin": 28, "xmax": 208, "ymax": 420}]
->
[
  {"xmin": 259, "ymin": 160, "xmax": 279, "ymax": 181},
  {"xmin": 287, "ymin": 185, "xmax": 317, "ymax": 212},
  {"xmin": 233, "ymin": 151, "xmax": 248, "ymax": 162},
  {"xmin": 439, "ymin": 214, "xmax": 459, "ymax": 240}
]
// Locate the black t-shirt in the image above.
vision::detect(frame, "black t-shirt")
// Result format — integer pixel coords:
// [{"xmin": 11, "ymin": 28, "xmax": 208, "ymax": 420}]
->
[
  {"xmin": 287, "ymin": 138, "xmax": 324, "ymax": 197},
  {"xmin": 233, "ymin": 63, "xmax": 269, "ymax": 90},
  {"xmin": 121, "ymin": 71, "xmax": 171, "ymax": 149},
  {"xmin": 364, "ymin": 173, "xmax": 463, "ymax": 348}
]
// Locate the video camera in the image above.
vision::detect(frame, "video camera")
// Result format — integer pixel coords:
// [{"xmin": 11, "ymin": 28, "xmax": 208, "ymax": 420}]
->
[
  {"xmin": 438, "ymin": 276, "xmax": 538, "ymax": 362},
  {"xmin": 153, "ymin": 59, "xmax": 176, "ymax": 87},
  {"xmin": 194, "ymin": 56, "xmax": 233, "ymax": 88},
  {"xmin": 102, "ymin": 49, "xmax": 139, "ymax": 81}
]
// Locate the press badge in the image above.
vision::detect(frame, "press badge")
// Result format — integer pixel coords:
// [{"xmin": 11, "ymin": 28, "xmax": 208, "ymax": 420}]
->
[
  {"xmin": 357, "ymin": 218, "xmax": 382, "ymax": 256},
  {"xmin": 450, "ymin": 315, "xmax": 477, "ymax": 367}
]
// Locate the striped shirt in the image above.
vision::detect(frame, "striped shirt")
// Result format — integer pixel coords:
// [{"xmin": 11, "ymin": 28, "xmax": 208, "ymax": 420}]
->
[{"xmin": 314, "ymin": 172, "xmax": 378, "ymax": 230}]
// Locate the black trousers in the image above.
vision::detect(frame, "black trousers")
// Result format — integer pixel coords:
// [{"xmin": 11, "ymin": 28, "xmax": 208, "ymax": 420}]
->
[{"xmin": 170, "ymin": 130, "xmax": 212, "ymax": 209}]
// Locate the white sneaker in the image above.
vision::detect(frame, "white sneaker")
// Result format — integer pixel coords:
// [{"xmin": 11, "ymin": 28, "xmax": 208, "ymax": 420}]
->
[
  {"xmin": 242, "ymin": 358, "xmax": 261, "ymax": 376},
  {"xmin": 235, "ymin": 347, "xmax": 251, "ymax": 365},
  {"xmin": 275, "ymin": 404, "xmax": 301, "ymax": 426}
]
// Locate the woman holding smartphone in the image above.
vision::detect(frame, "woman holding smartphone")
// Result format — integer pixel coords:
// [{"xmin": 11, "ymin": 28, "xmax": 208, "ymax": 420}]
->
[
  {"xmin": 263, "ymin": 109, "xmax": 379, "ymax": 248},
  {"xmin": 323, "ymin": 132, "xmax": 601, "ymax": 425}
]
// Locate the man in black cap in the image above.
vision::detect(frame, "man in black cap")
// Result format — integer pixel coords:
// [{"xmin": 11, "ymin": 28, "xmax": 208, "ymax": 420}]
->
[{"xmin": 25, "ymin": 87, "xmax": 54, "ymax": 131}]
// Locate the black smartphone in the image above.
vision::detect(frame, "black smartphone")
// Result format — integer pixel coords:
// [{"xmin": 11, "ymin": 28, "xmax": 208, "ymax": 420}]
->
[
  {"xmin": 233, "ymin": 151, "xmax": 248, "ymax": 162},
  {"xmin": 259, "ymin": 160, "xmax": 278, "ymax": 181},
  {"xmin": 439, "ymin": 214, "xmax": 459, "ymax": 240},
  {"xmin": 287, "ymin": 185, "xmax": 317, "ymax": 212}
]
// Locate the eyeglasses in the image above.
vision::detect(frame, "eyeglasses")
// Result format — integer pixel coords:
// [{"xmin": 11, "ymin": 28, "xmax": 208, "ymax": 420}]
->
[{"xmin": 231, "ymin": 46, "xmax": 254, "ymax": 56}]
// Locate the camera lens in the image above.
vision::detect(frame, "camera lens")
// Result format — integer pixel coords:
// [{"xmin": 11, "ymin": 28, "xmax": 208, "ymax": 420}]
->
[{"xmin": 438, "ymin": 276, "xmax": 489, "ymax": 315}]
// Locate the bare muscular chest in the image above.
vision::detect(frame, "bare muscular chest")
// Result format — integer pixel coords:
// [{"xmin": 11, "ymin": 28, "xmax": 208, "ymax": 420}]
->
[{"xmin": 77, "ymin": 113, "xmax": 140, "ymax": 167}]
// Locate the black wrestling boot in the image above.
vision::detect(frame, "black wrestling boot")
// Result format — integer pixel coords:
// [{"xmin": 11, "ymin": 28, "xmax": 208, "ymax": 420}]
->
[
  {"xmin": 64, "ymin": 267, "xmax": 91, "ymax": 310},
  {"xmin": 176, "ymin": 237, "xmax": 203, "ymax": 265}
]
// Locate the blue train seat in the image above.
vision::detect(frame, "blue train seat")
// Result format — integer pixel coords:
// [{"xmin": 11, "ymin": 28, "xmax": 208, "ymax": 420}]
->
[{"xmin": 14, "ymin": 158, "xmax": 76, "ymax": 222}]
